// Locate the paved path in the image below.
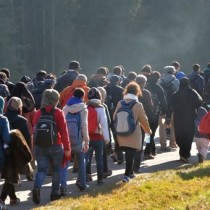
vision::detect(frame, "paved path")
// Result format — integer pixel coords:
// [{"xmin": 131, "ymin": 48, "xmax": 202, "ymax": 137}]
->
[{"xmin": 0, "ymin": 137, "xmax": 204, "ymax": 210}]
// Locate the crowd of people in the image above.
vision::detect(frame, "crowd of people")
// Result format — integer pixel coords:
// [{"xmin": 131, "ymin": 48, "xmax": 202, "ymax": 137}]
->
[{"xmin": 0, "ymin": 60, "xmax": 209, "ymax": 208}]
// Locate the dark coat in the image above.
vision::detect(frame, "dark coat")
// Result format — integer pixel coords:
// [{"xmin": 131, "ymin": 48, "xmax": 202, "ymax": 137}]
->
[
  {"xmin": 170, "ymin": 79, "xmax": 202, "ymax": 158},
  {"xmin": 1, "ymin": 129, "xmax": 32, "ymax": 183}
]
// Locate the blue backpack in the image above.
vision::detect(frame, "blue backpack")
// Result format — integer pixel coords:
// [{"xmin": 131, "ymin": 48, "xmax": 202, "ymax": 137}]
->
[
  {"xmin": 66, "ymin": 112, "xmax": 82, "ymax": 152},
  {"xmin": 114, "ymin": 100, "xmax": 137, "ymax": 136}
]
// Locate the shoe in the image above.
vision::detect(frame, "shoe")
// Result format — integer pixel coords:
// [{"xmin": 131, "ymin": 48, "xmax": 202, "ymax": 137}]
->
[
  {"xmin": 122, "ymin": 175, "xmax": 130, "ymax": 183},
  {"xmin": 26, "ymin": 174, "xmax": 34, "ymax": 181},
  {"xmin": 151, "ymin": 152, "xmax": 157, "ymax": 156},
  {"xmin": 86, "ymin": 174, "xmax": 93, "ymax": 182},
  {"xmin": 111, "ymin": 153, "xmax": 118, "ymax": 162},
  {"xmin": 50, "ymin": 193, "xmax": 61, "ymax": 201},
  {"xmin": 103, "ymin": 169, "xmax": 112, "ymax": 179},
  {"xmin": 79, "ymin": 184, "xmax": 89, "ymax": 192},
  {"xmin": 129, "ymin": 174, "xmax": 136, "ymax": 179},
  {"xmin": 0, "ymin": 199, "xmax": 7, "ymax": 210},
  {"xmin": 180, "ymin": 156, "xmax": 188, "ymax": 163},
  {"xmin": 10, "ymin": 197, "xmax": 20, "ymax": 206},
  {"xmin": 160, "ymin": 147, "xmax": 170, "ymax": 152},
  {"xmin": 198, "ymin": 153, "xmax": 204, "ymax": 163},
  {"xmin": 32, "ymin": 187, "xmax": 40, "ymax": 204},
  {"xmin": 170, "ymin": 144, "xmax": 178, "ymax": 149},
  {"xmin": 60, "ymin": 187, "xmax": 68, "ymax": 196},
  {"xmin": 144, "ymin": 154, "xmax": 155, "ymax": 160},
  {"xmin": 117, "ymin": 160, "xmax": 124, "ymax": 165}
]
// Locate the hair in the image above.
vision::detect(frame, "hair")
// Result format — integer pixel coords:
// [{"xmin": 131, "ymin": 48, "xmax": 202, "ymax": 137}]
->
[
  {"xmin": 97, "ymin": 67, "xmax": 109, "ymax": 76},
  {"xmin": 123, "ymin": 81, "xmax": 142, "ymax": 97},
  {"xmin": 113, "ymin": 66, "xmax": 122, "ymax": 76},
  {"xmin": 171, "ymin": 61, "xmax": 180, "ymax": 70},
  {"xmin": 127, "ymin": 71, "xmax": 137, "ymax": 80},
  {"xmin": 73, "ymin": 88, "xmax": 85, "ymax": 98},
  {"xmin": 193, "ymin": 64, "xmax": 200, "ymax": 72},
  {"xmin": 136, "ymin": 74, "xmax": 147, "ymax": 87},
  {"xmin": 0, "ymin": 68, "xmax": 10, "ymax": 78},
  {"xmin": 149, "ymin": 71, "xmax": 161, "ymax": 84},
  {"xmin": 46, "ymin": 73, "xmax": 56, "ymax": 80},
  {"xmin": 141, "ymin": 64, "xmax": 152, "ymax": 74},
  {"xmin": 36, "ymin": 70, "xmax": 47, "ymax": 81}
]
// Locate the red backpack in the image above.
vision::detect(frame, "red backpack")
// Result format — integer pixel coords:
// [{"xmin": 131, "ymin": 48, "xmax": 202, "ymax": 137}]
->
[
  {"xmin": 87, "ymin": 105, "xmax": 98, "ymax": 134},
  {"xmin": 198, "ymin": 112, "xmax": 210, "ymax": 134}
]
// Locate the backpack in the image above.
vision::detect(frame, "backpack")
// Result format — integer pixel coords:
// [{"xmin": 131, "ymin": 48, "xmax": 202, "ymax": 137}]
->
[
  {"xmin": 114, "ymin": 100, "xmax": 137, "ymax": 136},
  {"xmin": 198, "ymin": 111, "xmax": 210, "ymax": 134},
  {"xmin": 87, "ymin": 105, "xmax": 98, "ymax": 134},
  {"xmin": 66, "ymin": 112, "xmax": 82, "ymax": 152},
  {"xmin": 54, "ymin": 70, "xmax": 78, "ymax": 93},
  {"xmin": 34, "ymin": 108, "xmax": 57, "ymax": 147},
  {"xmin": 160, "ymin": 78, "xmax": 175, "ymax": 97}
]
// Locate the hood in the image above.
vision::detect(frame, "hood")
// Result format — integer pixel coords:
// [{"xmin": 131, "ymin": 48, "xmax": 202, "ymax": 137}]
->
[
  {"xmin": 63, "ymin": 103, "xmax": 87, "ymax": 114},
  {"xmin": 86, "ymin": 99, "xmax": 103, "ymax": 107},
  {"xmin": 159, "ymin": 74, "xmax": 175, "ymax": 83}
]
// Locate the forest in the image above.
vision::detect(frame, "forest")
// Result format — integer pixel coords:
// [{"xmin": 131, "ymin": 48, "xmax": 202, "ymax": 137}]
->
[{"xmin": 0, "ymin": 0, "xmax": 210, "ymax": 82}]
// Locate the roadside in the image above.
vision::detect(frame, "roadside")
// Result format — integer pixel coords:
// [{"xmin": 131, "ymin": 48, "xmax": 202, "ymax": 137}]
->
[{"xmin": 0, "ymin": 138, "xmax": 203, "ymax": 210}]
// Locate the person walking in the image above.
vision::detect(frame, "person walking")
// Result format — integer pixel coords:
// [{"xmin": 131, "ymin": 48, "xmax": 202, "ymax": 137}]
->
[
  {"xmin": 167, "ymin": 78, "xmax": 202, "ymax": 162},
  {"xmin": 32, "ymin": 89, "xmax": 71, "ymax": 204},
  {"xmin": 113, "ymin": 82, "xmax": 151, "ymax": 182}
]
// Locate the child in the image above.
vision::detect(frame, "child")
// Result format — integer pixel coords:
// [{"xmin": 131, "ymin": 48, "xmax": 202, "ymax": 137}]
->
[{"xmin": 194, "ymin": 106, "xmax": 209, "ymax": 163}]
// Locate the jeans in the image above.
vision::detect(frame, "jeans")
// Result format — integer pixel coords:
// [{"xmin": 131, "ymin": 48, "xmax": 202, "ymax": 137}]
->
[
  {"xmin": 86, "ymin": 140, "xmax": 104, "ymax": 178},
  {"xmin": 60, "ymin": 161, "xmax": 70, "ymax": 189},
  {"xmin": 74, "ymin": 149, "xmax": 87, "ymax": 187},
  {"xmin": 34, "ymin": 144, "xmax": 64, "ymax": 195}
]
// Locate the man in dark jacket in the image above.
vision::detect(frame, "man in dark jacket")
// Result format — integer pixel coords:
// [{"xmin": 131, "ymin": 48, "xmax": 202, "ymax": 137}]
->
[
  {"xmin": 54, "ymin": 60, "xmax": 80, "ymax": 92},
  {"xmin": 167, "ymin": 77, "xmax": 202, "ymax": 162},
  {"xmin": 104, "ymin": 75, "xmax": 124, "ymax": 164}
]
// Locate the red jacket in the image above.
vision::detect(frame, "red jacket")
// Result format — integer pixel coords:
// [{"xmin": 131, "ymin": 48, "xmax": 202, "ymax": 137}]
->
[{"xmin": 33, "ymin": 106, "xmax": 71, "ymax": 152}]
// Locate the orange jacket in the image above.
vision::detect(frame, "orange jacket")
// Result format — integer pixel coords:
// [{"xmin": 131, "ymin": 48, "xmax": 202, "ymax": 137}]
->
[{"xmin": 59, "ymin": 80, "xmax": 90, "ymax": 108}]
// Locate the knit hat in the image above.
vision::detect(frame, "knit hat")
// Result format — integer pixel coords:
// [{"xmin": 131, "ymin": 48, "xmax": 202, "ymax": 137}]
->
[
  {"xmin": 76, "ymin": 74, "xmax": 87, "ymax": 82},
  {"xmin": 41, "ymin": 89, "xmax": 60, "ymax": 108},
  {"xmin": 163, "ymin": 66, "xmax": 176, "ymax": 75},
  {"xmin": 0, "ymin": 96, "xmax": 4, "ymax": 114},
  {"xmin": 88, "ymin": 87, "xmax": 101, "ymax": 100},
  {"xmin": 110, "ymin": 75, "xmax": 120, "ymax": 84},
  {"xmin": 7, "ymin": 97, "xmax": 23, "ymax": 112}
]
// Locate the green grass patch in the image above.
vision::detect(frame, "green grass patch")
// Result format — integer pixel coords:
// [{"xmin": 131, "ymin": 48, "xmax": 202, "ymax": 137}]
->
[{"xmin": 33, "ymin": 161, "xmax": 210, "ymax": 210}]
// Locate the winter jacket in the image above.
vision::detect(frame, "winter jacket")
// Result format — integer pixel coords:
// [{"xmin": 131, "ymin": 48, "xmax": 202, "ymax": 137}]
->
[
  {"xmin": 188, "ymin": 71, "xmax": 204, "ymax": 96},
  {"xmin": 62, "ymin": 102, "xmax": 90, "ymax": 145},
  {"xmin": 113, "ymin": 94, "xmax": 151, "ymax": 150},
  {"xmin": 33, "ymin": 106, "xmax": 71, "ymax": 152},
  {"xmin": 60, "ymin": 80, "xmax": 90, "ymax": 108},
  {"xmin": 1, "ymin": 129, "xmax": 32, "ymax": 183},
  {"xmin": 55, "ymin": 70, "xmax": 79, "ymax": 93},
  {"xmin": 86, "ymin": 99, "xmax": 110, "ymax": 142}
]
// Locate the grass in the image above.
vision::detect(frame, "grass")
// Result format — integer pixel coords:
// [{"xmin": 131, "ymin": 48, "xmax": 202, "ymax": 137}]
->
[{"xmin": 33, "ymin": 161, "xmax": 210, "ymax": 210}]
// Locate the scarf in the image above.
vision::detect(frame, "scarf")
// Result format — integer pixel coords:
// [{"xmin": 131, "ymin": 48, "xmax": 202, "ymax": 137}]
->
[
  {"xmin": 123, "ymin": 93, "xmax": 138, "ymax": 101},
  {"xmin": 67, "ymin": 96, "xmax": 82, "ymax": 105}
]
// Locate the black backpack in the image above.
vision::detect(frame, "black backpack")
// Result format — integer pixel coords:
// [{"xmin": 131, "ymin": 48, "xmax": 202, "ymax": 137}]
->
[{"xmin": 34, "ymin": 108, "xmax": 57, "ymax": 147}]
